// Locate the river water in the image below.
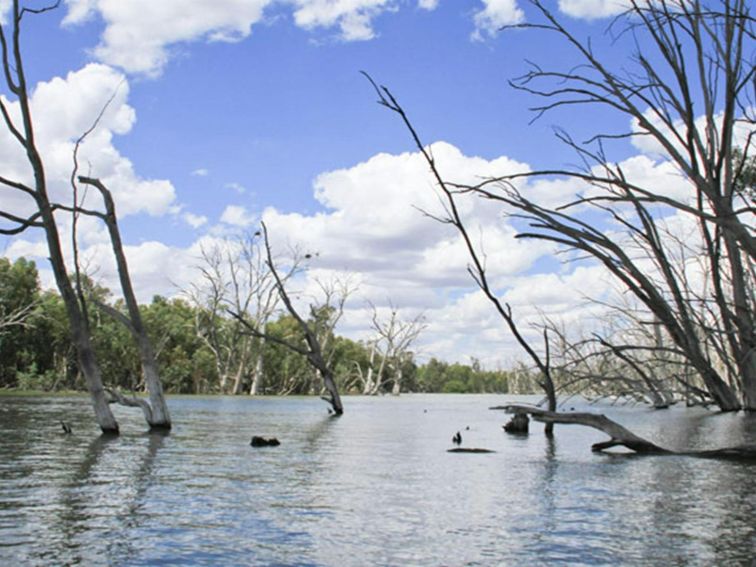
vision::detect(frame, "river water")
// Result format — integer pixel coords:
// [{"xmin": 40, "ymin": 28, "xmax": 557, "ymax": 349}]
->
[{"xmin": 0, "ymin": 394, "xmax": 754, "ymax": 566}]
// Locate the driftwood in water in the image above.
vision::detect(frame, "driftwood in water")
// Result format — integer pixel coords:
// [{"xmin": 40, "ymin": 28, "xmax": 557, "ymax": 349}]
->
[
  {"xmin": 250, "ymin": 436, "xmax": 280, "ymax": 447},
  {"xmin": 447, "ymin": 448, "xmax": 496, "ymax": 454},
  {"xmin": 503, "ymin": 413, "xmax": 529, "ymax": 434},
  {"xmin": 500, "ymin": 404, "xmax": 756, "ymax": 460}
]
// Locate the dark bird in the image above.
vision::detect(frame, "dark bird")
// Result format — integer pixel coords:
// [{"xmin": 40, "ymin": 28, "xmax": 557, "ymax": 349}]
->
[
  {"xmin": 452, "ymin": 431, "xmax": 462, "ymax": 445},
  {"xmin": 61, "ymin": 421, "xmax": 72, "ymax": 435}
]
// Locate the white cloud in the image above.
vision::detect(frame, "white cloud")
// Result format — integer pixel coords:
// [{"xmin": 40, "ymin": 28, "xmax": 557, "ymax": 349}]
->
[
  {"xmin": 472, "ymin": 0, "xmax": 524, "ymax": 40},
  {"xmin": 183, "ymin": 212, "xmax": 209, "ymax": 228},
  {"xmin": 0, "ymin": 63, "xmax": 177, "ymax": 221},
  {"xmin": 418, "ymin": 0, "xmax": 439, "ymax": 10},
  {"xmin": 225, "ymin": 182, "xmax": 247, "ymax": 194},
  {"xmin": 63, "ymin": 0, "xmax": 273, "ymax": 76},
  {"xmin": 192, "ymin": 168, "xmax": 209, "ymax": 177},
  {"xmin": 557, "ymin": 0, "xmax": 626, "ymax": 20},
  {"xmin": 220, "ymin": 205, "xmax": 257, "ymax": 227},
  {"xmin": 291, "ymin": 0, "xmax": 395, "ymax": 41},
  {"xmin": 5, "ymin": 136, "xmax": 698, "ymax": 365}
]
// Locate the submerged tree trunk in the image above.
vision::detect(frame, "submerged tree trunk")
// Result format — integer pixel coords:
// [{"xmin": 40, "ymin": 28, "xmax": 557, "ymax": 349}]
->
[
  {"xmin": 79, "ymin": 177, "xmax": 171, "ymax": 430},
  {"xmin": 499, "ymin": 404, "xmax": 756, "ymax": 460}
]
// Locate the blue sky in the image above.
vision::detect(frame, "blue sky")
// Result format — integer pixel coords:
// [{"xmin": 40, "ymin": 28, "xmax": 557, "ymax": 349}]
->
[{"xmin": 2, "ymin": 0, "xmax": 688, "ymax": 365}]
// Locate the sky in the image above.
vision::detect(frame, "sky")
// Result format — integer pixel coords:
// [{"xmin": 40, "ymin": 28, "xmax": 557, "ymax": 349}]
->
[{"xmin": 0, "ymin": 0, "xmax": 692, "ymax": 367}]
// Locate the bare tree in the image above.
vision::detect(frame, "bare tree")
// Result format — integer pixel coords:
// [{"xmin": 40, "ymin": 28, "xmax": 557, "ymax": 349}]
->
[
  {"xmin": 188, "ymin": 232, "xmax": 286, "ymax": 395},
  {"xmin": 363, "ymin": 302, "xmax": 425, "ymax": 395},
  {"xmin": 74, "ymin": 176, "xmax": 172, "ymax": 429},
  {"xmin": 229, "ymin": 222, "xmax": 346, "ymax": 414},
  {"xmin": 474, "ymin": 0, "xmax": 754, "ymax": 410},
  {"xmin": 370, "ymin": 0, "xmax": 755, "ymax": 411},
  {"xmin": 0, "ymin": 1, "xmax": 119, "ymax": 432}
]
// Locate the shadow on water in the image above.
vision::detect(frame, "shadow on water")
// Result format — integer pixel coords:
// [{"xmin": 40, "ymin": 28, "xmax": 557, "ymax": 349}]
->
[{"xmin": 22, "ymin": 429, "xmax": 168, "ymax": 566}]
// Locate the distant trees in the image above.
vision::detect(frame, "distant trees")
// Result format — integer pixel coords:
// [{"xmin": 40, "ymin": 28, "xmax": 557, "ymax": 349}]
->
[
  {"xmin": 373, "ymin": 0, "xmax": 755, "ymax": 411},
  {"xmin": 362, "ymin": 303, "xmax": 426, "ymax": 395},
  {"xmin": 1, "ymin": 256, "xmax": 511, "ymax": 396},
  {"xmin": 188, "ymin": 232, "xmax": 287, "ymax": 395}
]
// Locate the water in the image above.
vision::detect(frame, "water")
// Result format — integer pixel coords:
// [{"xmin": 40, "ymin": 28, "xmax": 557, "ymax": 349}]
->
[{"xmin": 0, "ymin": 394, "xmax": 754, "ymax": 566}]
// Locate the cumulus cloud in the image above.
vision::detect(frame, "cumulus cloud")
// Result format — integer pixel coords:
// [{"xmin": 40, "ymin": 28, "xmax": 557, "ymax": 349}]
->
[
  {"xmin": 472, "ymin": 0, "xmax": 525, "ymax": 40},
  {"xmin": 291, "ymin": 0, "xmax": 396, "ymax": 41},
  {"xmin": 0, "ymin": 63, "xmax": 177, "ymax": 223},
  {"xmin": 557, "ymin": 0, "xmax": 627, "ymax": 20},
  {"xmin": 418, "ymin": 0, "xmax": 439, "ymax": 10},
  {"xmin": 192, "ymin": 168, "xmax": 209, "ymax": 177},
  {"xmin": 220, "ymin": 205, "xmax": 257, "ymax": 227},
  {"xmin": 63, "ymin": 0, "xmax": 273, "ymax": 76},
  {"xmin": 5, "ymin": 135, "xmax": 689, "ymax": 365},
  {"xmin": 183, "ymin": 212, "xmax": 209, "ymax": 229}
]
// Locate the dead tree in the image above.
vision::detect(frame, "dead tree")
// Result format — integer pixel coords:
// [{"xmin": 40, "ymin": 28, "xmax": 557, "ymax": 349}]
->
[
  {"xmin": 364, "ymin": 302, "xmax": 425, "ymax": 395},
  {"xmin": 188, "ymin": 233, "xmax": 286, "ymax": 395},
  {"xmin": 0, "ymin": 1, "xmax": 118, "ymax": 432},
  {"xmin": 499, "ymin": 404, "xmax": 756, "ymax": 460},
  {"xmin": 365, "ymin": 73, "xmax": 558, "ymax": 432},
  {"xmin": 229, "ymin": 222, "xmax": 344, "ymax": 415},
  {"xmin": 74, "ymin": 176, "xmax": 172, "ymax": 430}
]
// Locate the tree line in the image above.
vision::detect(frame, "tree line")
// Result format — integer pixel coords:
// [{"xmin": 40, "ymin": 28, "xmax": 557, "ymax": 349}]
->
[{"xmin": 0, "ymin": 256, "xmax": 523, "ymax": 396}]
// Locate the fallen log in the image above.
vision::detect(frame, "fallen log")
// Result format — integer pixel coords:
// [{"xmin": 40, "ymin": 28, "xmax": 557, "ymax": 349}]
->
[
  {"xmin": 500, "ymin": 404, "xmax": 756, "ymax": 460},
  {"xmin": 447, "ymin": 447, "xmax": 496, "ymax": 454}
]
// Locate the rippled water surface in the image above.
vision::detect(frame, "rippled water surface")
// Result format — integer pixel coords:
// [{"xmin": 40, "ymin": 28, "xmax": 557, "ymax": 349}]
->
[{"xmin": 1, "ymin": 394, "xmax": 754, "ymax": 565}]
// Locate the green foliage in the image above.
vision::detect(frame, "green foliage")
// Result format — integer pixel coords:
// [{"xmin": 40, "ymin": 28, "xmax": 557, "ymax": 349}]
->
[
  {"xmin": 416, "ymin": 358, "xmax": 511, "ymax": 394},
  {"xmin": 2, "ymin": 256, "xmax": 518, "ymax": 395}
]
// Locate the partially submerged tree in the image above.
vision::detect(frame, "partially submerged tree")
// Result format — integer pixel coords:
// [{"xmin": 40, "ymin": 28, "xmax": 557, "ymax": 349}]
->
[
  {"xmin": 229, "ymin": 223, "xmax": 346, "ymax": 414},
  {"xmin": 0, "ymin": 1, "xmax": 118, "ymax": 432},
  {"xmin": 498, "ymin": 404, "xmax": 756, "ymax": 460},
  {"xmin": 73, "ymin": 176, "xmax": 171, "ymax": 429}
]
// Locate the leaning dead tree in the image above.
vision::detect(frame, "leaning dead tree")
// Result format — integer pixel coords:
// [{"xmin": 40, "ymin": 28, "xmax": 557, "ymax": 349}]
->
[
  {"xmin": 229, "ymin": 222, "xmax": 344, "ymax": 415},
  {"xmin": 498, "ymin": 404, "xmax": 756, "ymax": 460},
  {"xmin": 0, "ymin": 1, "xmax": 119, "ymax": 432},
  {"xmin": 73, "ymin": 176, "xmax": 172, "ymax": 429},
  {"xmin": 365, "ymin": 73, "xmax": 558, "ymax": 432}
]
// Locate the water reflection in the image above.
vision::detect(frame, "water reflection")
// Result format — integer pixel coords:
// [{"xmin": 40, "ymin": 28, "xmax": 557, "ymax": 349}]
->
[{"xmin": 0, "ymin": 395, "xmax": 754, "ymax": 566}]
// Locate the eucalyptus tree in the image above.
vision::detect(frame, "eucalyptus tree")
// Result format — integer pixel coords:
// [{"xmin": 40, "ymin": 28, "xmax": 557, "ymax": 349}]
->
[
  {"xmin": 189, "ymin": 231, "xmax": 297, "ymax": 395},
  {"xmin": 363, "ymin": 302, "xmax": 426, "ymax": 395}
]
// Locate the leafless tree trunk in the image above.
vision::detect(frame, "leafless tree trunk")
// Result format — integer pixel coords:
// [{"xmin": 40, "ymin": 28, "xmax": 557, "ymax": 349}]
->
[
  {"xmin": 0, "ymin": 1, "xmax": 118, "ymax": 432},
  {"xmin": 367, "ymin": 302, "xmax": 425, "ymax": 395},
  {"xmin": 499, "ymin": 404, "xmax": 756, "ymax": 459},
  {"xmin": 75, "ymin": 176, "xmax": 171, "ymax": 429}
]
